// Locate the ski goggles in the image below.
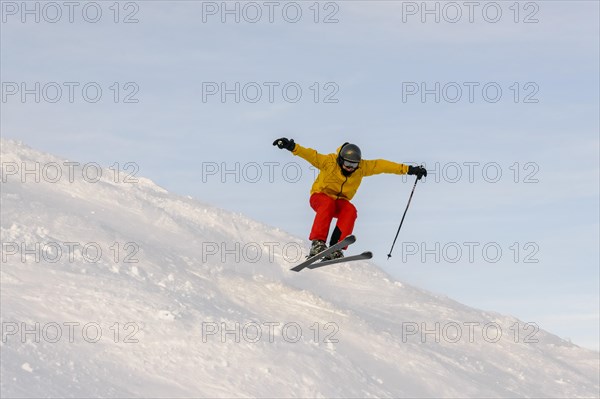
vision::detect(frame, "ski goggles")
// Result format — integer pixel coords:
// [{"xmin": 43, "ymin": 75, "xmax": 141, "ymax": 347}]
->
[{"xmin": 342, "ymin": 159, "xmax": 359, "ymax": 169}]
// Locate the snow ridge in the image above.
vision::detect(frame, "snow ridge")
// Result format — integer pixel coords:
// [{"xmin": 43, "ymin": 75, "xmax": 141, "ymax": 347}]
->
[{"xmin": 1, "ymin": 139, "xmax": 598, "ymax": 398}]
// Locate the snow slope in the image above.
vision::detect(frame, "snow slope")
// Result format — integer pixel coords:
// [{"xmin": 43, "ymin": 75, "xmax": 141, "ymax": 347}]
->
[{"xmin": 1, "ymin": 139, "xmax": 598, "ymax": 398}]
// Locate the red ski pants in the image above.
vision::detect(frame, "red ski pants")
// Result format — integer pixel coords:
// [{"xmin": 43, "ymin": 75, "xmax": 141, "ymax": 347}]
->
[{"xmin": 309, "ymin": 193, "xmax": 357, "ymax": 244}]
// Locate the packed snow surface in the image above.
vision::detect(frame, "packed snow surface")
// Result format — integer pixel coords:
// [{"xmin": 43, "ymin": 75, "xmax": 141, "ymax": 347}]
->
[{"xmin": 1, "ymin": 139, "xmax": 598, "ymax": 398}]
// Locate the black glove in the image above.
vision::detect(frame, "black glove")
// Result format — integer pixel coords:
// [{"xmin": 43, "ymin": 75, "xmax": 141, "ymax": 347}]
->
[
  {"xmin": 408, "ymin": 165, "xmax": 427, "ymax": 180},
  {"xmin": 273, "ymin": 138, "xmax": 296, "ymax": 151}
]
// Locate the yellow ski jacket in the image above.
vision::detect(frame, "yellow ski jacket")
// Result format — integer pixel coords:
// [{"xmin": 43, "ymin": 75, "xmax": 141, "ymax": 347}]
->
[{"xmin": 292, "ymin": 144, "xmax": 410, "ymax": 201}]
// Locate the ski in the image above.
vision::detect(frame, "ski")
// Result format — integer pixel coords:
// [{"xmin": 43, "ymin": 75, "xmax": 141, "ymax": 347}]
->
[
  {"xmin": 290, "ymin": 235, "xmax": 356, "ymax": 272},
  {"xmin": 307, "ymin": 251, "xmax": 373, "ymax": 270}
]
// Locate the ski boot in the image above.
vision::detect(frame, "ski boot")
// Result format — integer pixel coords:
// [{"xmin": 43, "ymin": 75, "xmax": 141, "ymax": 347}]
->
[
  {"xmin": 324, "ymin": 249, "xmax": 344, "ymax": 261},
  {"xmin": 309, "ymin": 239, "xmax": 327, "ymax": 257}
]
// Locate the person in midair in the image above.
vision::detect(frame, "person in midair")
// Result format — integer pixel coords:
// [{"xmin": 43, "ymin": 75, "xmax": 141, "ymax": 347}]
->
[{"xmin": 273, "ymin": 138, "xmax": 427, "ymax": 259}]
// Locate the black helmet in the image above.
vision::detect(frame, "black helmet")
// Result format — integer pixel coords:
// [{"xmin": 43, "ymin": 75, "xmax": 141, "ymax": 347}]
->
[
  {"xmin": 338, "ymin": 143, "xmax": 361, "ymax": 176},
  {"xmin": 339, "ymin": 142, "xmax": 361, "ymax": 162}
]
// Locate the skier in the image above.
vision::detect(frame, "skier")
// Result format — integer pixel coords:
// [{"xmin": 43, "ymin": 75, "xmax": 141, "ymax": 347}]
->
[{"xmin": 273, "ymin": 138, "xmax": 427, "ymax": 260}]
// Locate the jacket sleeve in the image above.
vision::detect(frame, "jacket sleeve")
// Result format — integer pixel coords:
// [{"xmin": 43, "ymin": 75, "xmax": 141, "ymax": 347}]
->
[
  {"xmin": 292, "ymin": 144, "xmax": 329, "ymax": 170},
  {"xmin": 360, "ymin": 159, "xmax": 409, "ymax": 176}
]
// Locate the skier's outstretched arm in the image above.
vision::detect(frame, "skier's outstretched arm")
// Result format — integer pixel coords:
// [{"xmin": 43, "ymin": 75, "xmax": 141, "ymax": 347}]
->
[
  {"xmin": 273, "ymin": 137, "xmax": 327, "ymax": 169},
  {"xmin": 361, "ymin": 159, "xmax": 409, "ymax": 176},
  {"xmin": 362, "ymin": 159, "xmax": 427, "ymax": 179}
]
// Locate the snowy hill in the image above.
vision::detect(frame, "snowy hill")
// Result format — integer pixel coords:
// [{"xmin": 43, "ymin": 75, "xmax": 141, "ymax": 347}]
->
[{"xmin": 1, "ymin": 139, "xmax": 598, "ymax": 398}]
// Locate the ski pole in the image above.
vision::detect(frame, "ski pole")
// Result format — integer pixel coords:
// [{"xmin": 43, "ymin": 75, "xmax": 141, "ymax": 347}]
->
[{"xmin": 387, "ymin": 176, "xmax": 420, "ymax": 259}]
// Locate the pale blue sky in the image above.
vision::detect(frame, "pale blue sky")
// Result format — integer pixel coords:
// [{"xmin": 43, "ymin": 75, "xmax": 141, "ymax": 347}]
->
[{"xmin": 1, "ymin": 1, "xmax": 598, "ymax": 349}]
